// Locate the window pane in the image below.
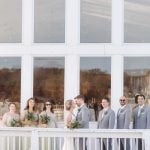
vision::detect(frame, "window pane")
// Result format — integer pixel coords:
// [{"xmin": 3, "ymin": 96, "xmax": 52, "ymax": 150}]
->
[
  {"xmin": 0, "ymin": 0, "xmax": 22, "ymax": 43},
  {"xmin": 124, "ymin": 0, "xmax": 150, "ymax": 43},
  {"xmin": 80, "ymin": 57, "xmax": 111, "ymax": 121},
  {"xmin": 34, "ymin": 57, "xmax": 64, "ymax": 121},
  {"xmin": 34, "ymin": 0, "xmax": 65, "ymax": 43},
  {"xmin": 80, "ymin": 0, "xmax": 111, "ymax": 43},
  {"xmin": 124, "ymin": 57, "xmax": 150, "ymax": 105},
  {"xmin": 0, "ymin": 57, "xmax": 21, "ymax": 119}
]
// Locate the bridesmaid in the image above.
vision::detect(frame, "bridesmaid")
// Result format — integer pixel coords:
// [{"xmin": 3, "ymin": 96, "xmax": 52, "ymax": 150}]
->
[
  {"xmin": 2, "ymin": 102, "xmax": 20, "ymax": 127},
  {"xmin": 20, "ymin": 98, "xmax": 39, "ymax": 127},
  {"xmin": 39, "ymin": 100, "xmax": 57, "ymax": 150},
  {"xmin": 2, "ymin": 102, "xmax": 20, "ymax": 150},
  {"xmin": 39, "ymin": 100, "xmax": 57, "ymax": 128}
]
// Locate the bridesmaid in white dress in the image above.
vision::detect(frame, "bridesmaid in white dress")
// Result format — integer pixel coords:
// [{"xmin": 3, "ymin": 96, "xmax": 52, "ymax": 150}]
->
[{"xmin": 62, "ymin": 99, "xmax": 76, "ymax": 150}]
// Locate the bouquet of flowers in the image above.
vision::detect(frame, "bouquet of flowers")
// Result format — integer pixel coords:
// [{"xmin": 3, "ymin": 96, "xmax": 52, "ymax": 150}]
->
[
  {"xmin": 10, "ymin": 118, "xmax": 20, "ymax": 127},
  {"xmin": 25, "ymin": 111, "xmax": 36, "ymax": 122},
  {"xmin": 68, "ymin": 120, "xmax": 81, "ymax": 129},
  {"xmin": 39, "ymin": 113, "xmax": 50, "ymax": 124}
]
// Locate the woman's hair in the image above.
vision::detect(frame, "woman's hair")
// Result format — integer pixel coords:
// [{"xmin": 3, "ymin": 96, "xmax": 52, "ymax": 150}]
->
[
  {"xmin": 24, "ymin": 97, "xmax": 36, "ymax": 111},
  {"xmin": 43, "ymin": 100, "xmax": 54, "ymax": 113},
  {"xmin": 65, "ymin": 99, "xmax": 73, "ymax": 111},
  {"xmin": 8, "ymin": 102, "xmax": 16, "ymax": 110}
]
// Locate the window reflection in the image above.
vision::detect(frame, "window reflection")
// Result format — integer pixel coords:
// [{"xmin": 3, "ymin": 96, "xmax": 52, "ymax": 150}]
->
[
  {"xmin": 0, "ymin": 57, "xmax": 21, "ymax": 119},
  {"xmin": 124, "ymin": 57, "xmax": 150, "ymax": 106},
  {"xmin": 80, "ymin": 57, "xmax": 111, "ymax": 121},
  {"xmin": 34, "ymin": 57, "xmax": 64, "ymax": 121},
  {"xmin": 34, "ymin": 0, "xmax": 65, "ymax": 43},
  {"xmin": 80, "ymin": 0, "xmax": 111, "ymax": 43},
  {"xmin": 124, "ymin": 0, "xmax": 150, "ymax": 42},
  {"xmin": 0, "ymin": 0, "xmax": 22, "ymax": 43}
]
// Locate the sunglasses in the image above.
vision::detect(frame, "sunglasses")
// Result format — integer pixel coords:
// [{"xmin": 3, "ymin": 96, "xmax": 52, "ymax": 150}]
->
[
  {"xmin": 120, "ymin": 99, "xmax": 125, "ymax": 102},
  {"xmin": 46, "ymin": 104, "xmax": 51, "ymax": 106}
]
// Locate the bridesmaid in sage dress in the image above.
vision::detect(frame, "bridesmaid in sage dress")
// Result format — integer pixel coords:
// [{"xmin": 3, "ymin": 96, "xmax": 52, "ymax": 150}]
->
[
  {"xmin": 39, "ymin": 100, "xmax": 57, "ymax": 150},
  {"xmin": 20, "ymin": 98, "xmax": 39, "ymax": 150},
  {"xmin": 2, "ymin": 102, "xmax": 20, "ymax": 150}
]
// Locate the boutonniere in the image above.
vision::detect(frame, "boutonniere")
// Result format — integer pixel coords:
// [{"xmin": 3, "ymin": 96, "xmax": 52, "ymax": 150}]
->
[
  {"xmin": 104, "ymin": 111, "xmax": 108, "ymax": 115},
  {"xmin": 78, "ymin": 108, "xmax": 81, "ymax": 113},
  {"xmin": 140, "ymin": 108, "xmax": 144, "ymax": 113},
  {"xmin": 120, "ymin": 109, "xmax": 124, "ymax": 113}
]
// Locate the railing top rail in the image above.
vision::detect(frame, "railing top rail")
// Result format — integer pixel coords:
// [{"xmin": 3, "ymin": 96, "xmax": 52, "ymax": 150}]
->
[{"xmin": 0, "ymin": 127, "xmax": 149, "ymax": 138}]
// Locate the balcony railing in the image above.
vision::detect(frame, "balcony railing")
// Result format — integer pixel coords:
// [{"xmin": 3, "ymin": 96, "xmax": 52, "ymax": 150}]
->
[{"xmin": 0, "ymin": 128, "xmax": 150, "ymax": 150}]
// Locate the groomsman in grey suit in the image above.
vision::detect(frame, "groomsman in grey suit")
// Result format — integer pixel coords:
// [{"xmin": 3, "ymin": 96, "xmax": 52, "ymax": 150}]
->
[
  {"xmin": 133, "ymin": 94, "xmax": 150, "ymax": 150},
  {"xmin": 117, "ymin": 96, "xmax": 131, "ymax": 150},
  {"xmin": 74, "ymin": 95, "xmax": 90, "ymax": 150},
  {"xmin": 97, "ymin": 98, "xmax": 115, "ymax": 150}
]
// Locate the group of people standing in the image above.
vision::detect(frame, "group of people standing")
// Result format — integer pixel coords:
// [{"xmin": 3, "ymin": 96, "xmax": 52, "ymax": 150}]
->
[
  {"xmin": 2, "ymin": 97, "xmax": 57, "ymax": 128},
  {"xmin": 1, "ymin": 94, "xmax": 150, "ymax": 150},
  {"xmin": 97, "ymin": 94, "xmax": 150, "ymax": 150}
]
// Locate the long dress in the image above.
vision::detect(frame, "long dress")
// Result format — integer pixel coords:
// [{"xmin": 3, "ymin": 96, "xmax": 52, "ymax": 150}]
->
[
  {"xmin": 62, "ymin": 111, "xmax": 75, "ymax": 150},
  {"xmin": 2, "ymin": 112, "xmax": 20, "ymax": 150},
  {"xmin": 39, "ymin": 111, "xmax": 57, "ymax": 150},
  {"xmin": 21, "ymin": 110, "xmax": 39, "ymax": 150}
]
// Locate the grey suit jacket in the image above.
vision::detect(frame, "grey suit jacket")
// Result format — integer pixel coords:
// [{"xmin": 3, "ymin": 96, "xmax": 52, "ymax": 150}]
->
[
  {"xmin": 133, "ymin": 105, "xmax": 150, "ymax": 129},
  {"xmin": 97, "ymin": 108, "xmax": 115, "ymax": 129},
  {"xmin": 76, "ymin": 104, "xmax": 90, "ymax": 128},
  {"xmin": 117, "ymin": 105, "xmax": 131, "ymax": 129}
]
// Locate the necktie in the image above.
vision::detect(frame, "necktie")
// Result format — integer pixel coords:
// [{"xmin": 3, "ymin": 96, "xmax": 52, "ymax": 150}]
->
[{"xmin": 138, "ymin": 107, "xmax": 141, "ymax": 117}]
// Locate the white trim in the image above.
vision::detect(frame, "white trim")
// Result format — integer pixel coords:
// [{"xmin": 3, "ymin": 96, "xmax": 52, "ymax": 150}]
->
[
  {"xmin": 21, "ymin": 55, "xmax": 33, "ymax": 110},
  {"xmin": 22, "ymin": 0, "xmax": 34, "ymax": 45}
]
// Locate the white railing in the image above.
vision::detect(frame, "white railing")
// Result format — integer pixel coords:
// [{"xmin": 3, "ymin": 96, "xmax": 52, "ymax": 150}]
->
[{"xmin": 0, "ymin": 128, "xmax": 150, "ymax": 150}]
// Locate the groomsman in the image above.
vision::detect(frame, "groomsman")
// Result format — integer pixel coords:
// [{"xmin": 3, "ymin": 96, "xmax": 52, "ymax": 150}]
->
[
  {"xmin": 133, "ymin": 94, "xmax": 150, "ymax": 150},
  {"xmin": 117, "ymin": 96, "xmax": 131, "ymax": 150},
  {"xmin": 97, "ymin": 98, "xmax": 115, "ymax": 150},
  {"xmin": 74, "ymin": 95, "xmax": 90, "ymax": 150}
]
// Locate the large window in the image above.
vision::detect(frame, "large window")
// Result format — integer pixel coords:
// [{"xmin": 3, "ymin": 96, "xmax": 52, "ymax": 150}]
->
[
  {"xmin": 80, "ymin": 0, "xmax": 111, "ymax": 43},
  {"xmin": 80, "ymin": 57, "xmax": 111, "ymax": 120},
  {"xmin": 0, "ymin": 57, "xmax": 21, "ymax": 118},
  {"xmin": 34, "ymin": 0, "xmax": 65, "ymax": 43},
  {"xmin": 0, "ymin": 0, "xmax": 22, "ymax": 43},
  {"xmin": 124, "ymin": 57, "xmax": 150, "ymax": 105},
  {"xmin": 34, "ymin": 57, "xmax": 64, "ymax": 121},
  {"xmin": 124, "ymin": 0, "xmax": 150, "ymax": 42}
]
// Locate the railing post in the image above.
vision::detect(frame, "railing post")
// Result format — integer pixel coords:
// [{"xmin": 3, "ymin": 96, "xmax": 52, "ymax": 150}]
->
[
  {"xmin": 143, "ymin": 131, "xmax": 150, "ymax": 150},
  {"xmin": 31, "ymin": 129, "xmax": 39, "ymax": 150}
]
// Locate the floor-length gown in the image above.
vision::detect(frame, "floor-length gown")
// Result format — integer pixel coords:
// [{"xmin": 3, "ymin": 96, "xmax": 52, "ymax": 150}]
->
[
  {"xmin": 22, "ymin": 110, "xmax": 39, "ymax": 150},
  {"xmin": 62, "ymin": 111, "xmax": 75, "ymax": 150},
  {"xmin": 3, "ymin": 112, "xmax": 20, "ymax": 150},
  {"xmin": 39, "ymin": 111, "xmax": 57, "ymax": 150}
]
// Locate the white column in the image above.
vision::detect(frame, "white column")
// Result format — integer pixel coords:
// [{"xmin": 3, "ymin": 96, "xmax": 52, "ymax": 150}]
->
[
  {"xmin": 111, "ymin": 55, "xmax": 123, "ymax": 113},
  {"xmin": 22, "ymin": 0, "xmax": 34, "ymax": 45},
  {"xmin": 112, "ymin": 0, "xmax": 124, "ymax": 45},
  {"xmin": 66, "ymin": 0, "xmax": 80, "ymax": 46},
  {"xmin": 21, "ymin": 55, "xmax": 33, "ymax": 110},
  {"xmin": 65, "ymin": 55, "xmax": 80, "ymax": 100}
]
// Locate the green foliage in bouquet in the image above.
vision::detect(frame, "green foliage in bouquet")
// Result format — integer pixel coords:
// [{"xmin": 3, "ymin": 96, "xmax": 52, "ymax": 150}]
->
[
  {"xmin": 10, "ymin": 118, "xmax": 20, "ymax": 127},
  {"xmin": 69, "ymin": 120, "xmax": 81, "ymax": 129},
  {"xmin": 39, "ymin": 114, "xmax": 50, "ymax": 124},
  {"xmin": 25, "ymin": 111, "xmax": 36, "ymax": 121}
]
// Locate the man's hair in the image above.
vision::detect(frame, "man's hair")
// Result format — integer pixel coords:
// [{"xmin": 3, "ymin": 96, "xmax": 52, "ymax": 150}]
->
[
  {"xmin": 137, "ymin": 94, "xmax": 145, "ymax": 100},
  {"xmin": 102, "ymin": 97, "xmax": 110, "ymax": 103},
  {"xmin": 74, "ymin": 95, "xmax": 85, "ymax": 101}
]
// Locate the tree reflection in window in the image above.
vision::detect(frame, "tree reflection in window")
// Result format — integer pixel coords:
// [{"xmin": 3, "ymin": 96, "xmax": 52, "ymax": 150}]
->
[
  {"xmin": 80, "ymin": 57, "xmax": 111, "ymax": 121},
  {"xmin": 0, "ymin": 57, "xmax": 21, "ymax": 118},
  {"xmin": 34, "ymin": 57, "xmax": 64, "ymax": 121}
]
